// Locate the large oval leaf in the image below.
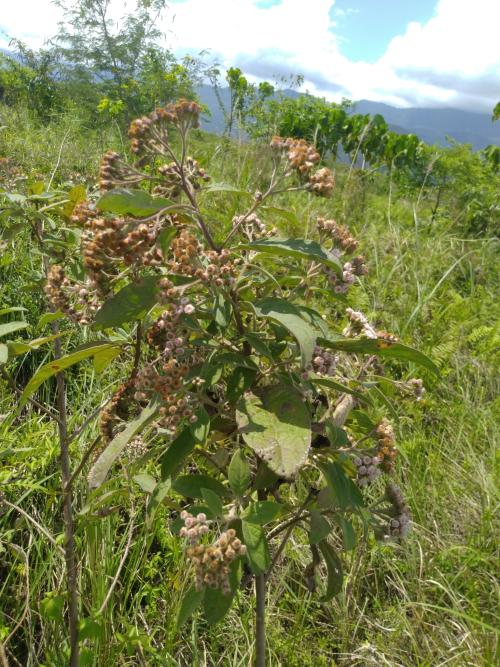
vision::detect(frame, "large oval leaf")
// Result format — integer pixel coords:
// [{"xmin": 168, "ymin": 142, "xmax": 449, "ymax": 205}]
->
[
  {"xmin": 318, "ymin": 540, "xmax": 343, "ymax": 601},
  {"xmin": 95, "ymin": 276, "xmax": 159, "ymax": 328},
  {"xmin": 238, "ymin": 238, "xmax": 342, "ymax": 273},
  {"xmin": 88, "ymin": 401, "xmax": 160, "ymax": 489},
  {"xmin": 203, "ymin": 560, "xmax": 242, "ymax": 625},
  {"xmin": 242, "ymin": 520, "xmax": 270, "ymax": 575},
  {"xmin": 318, "ymin": 336, "xmax": 439, "ymax": 376},
  {"xmin": 88, "ymin": 399, "xmax": 159, "ymax": 488},
  {"xmin": 96, "ymin": 188, "xmax": 176, "ymax": 217},
  {"xmin": 236, "ymin": 385, "xmax": 311, "ymax": 479},
  {"xmin": 173, "ymin": 474, "xmax": 228, "ymax": 499},
  {"xmin": 0, "ymin": 321, "xmax": 28, "ymax": 339},
  {"xmin": 252, "ymin": 297, "xmax": 318, "ymax": 367},
  {"xmin": 19, "ymin": 342, "xmax": 119, "ymax": 409}
]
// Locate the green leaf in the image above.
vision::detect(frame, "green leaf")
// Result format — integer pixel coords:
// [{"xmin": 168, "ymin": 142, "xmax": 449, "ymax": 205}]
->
[
  {"xmin": 160, "ymin": 428, "xmax": 196, "ymax": 480},
  {"xmin": 324, "ymin": 422, "xmax": 350, "ymax": 447},
  {"xmin": 214, "ymin": 292, "xmax": 232, "ymax": 327},
  {"xmin": 177, "ymin": 586, "xmax": 204, "ymax": 628},
  {"xmin": 239, "ymin": 238, "xmax": 342, "ymax": 273},
  {"xmin": 253, "ymin": 461, "xmax": 279, "ymax": 490},
  {"xmin": 0, "ymin": 321, "xmax": 28, "ymax": 339},
  {"xmin": 253, "ymin": 297, "xmax": 318, "ymax": 367},
  {"xmin": 173, "ymin": 474, "xmax": 228, "ymax": 500},
  {"xmin": 319, "ymin": 461, "xmax": 364, "ymax": 510},
  {"xmin": 226, "ymin": 366, "xmax": 256, "ymax": 402},
  {"xmin": 337, "ymin": 516, "xmax": 356, "ymax": 551},
  {"xmin": 260, "ymin": 205, "xmax": 298, "ymax": 226},
  {"xmin": 243, "ymin": 333, "xmax": 274, "ymax": 359},
  {"xmin": 203, "ymin": 560, "xmax": 242, "ymax": 625},
  {"xmin": 133, "ymin": 473, "xmax": 157, "ymax": 494},
  {"xmin": 93, "ymin": 345, "xmax": 121, "ymax": 372},
  {"xmin": 38, "ymin": 310, "xmax": 64, "ymax": 328},
  {"xmin": 157, "ymin": 226, "xmax": 177, "ymax": 256},
  {"xmin": 318, "ymin": 336, "xmax": 439, "ymax": 376},
  {"xmin": 40, "ymin": 594, "xmax": 65, "ymax": 620},
  {"xmin": 311, "ymin": 377, "xmax": 371, "ymax": 405},
  {"xmin": 79, "ymin": 618, "xmax": 103, "ymax": 641},
  {"xmin": 242, "ymin": 520, "xmax": 270, "ymax": 575},
  {"xmin": 95, "ymin": 276, "xmax": 159, "ymax": 328},
  {"xmin": 242, "ymin": 501, "xmax": 283, "ymax": 525},
  {"xmin": 203, "ymin": 183, "xmax": 252, "ymax": 196},
  {"xmin": 7, "ymin": 333, "xmax": 68, "ymax": 357},
  {"xmin": 190, "ymin": 406, "xmax": 210, "ymax": 444},
  {"xmin": 146, "ymin": 479, "xmax": 172, "ymax": 526},
  {"xmin": 201, "ymin": 487, "xmax": 224, "ymax": 516},
  {"xmin": 228, "ymin": 449, "xmax": 251, "ymax": 496},
  {"xmin": 0, "ymin": 343, "xmax": 8, "ymax": 364},
  {"xmin": 96, "ymin": 188, "xmax": 175, "ymax": 217},
  {"xmin": 236, "ymin": 385, "xmax": 311, "ymax": 479},
  {"xmin": 19, "ymin": 342, "xmax": 118, "ymax": 409},
  {"xmin": 0, "ymin": 307, "xmax": 26, "ymax": 317},
  {"xmin": 309, "ymin": 510, "xmax": 331, "ymax": 545},
  {"xmin": 88, "ymin": 400, "xmax": 159, "ymax": 488},
  {"xmin": 318, "ymin": 541, "xmax": 343, "ymax": 600}
]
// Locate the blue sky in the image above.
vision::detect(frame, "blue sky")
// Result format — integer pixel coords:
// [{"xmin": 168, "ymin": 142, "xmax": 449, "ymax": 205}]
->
[
  {"xmin": 1, "ymin": 0, "xmax": 499, "ymax": 112},
  {"xmin": 332, "ymin": 1, "xmax": 437, "ymax": 61}
]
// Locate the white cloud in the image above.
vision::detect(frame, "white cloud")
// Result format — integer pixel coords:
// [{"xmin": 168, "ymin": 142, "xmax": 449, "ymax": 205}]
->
[{"xmin": 1, "ymin": 0, "xmax": 499, "ymax": 111}]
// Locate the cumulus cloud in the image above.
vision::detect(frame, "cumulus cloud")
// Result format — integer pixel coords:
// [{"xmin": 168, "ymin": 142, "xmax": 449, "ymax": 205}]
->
[{"xmin": 1, "ymin": 0, "xmax": 499, "ymax": 112}]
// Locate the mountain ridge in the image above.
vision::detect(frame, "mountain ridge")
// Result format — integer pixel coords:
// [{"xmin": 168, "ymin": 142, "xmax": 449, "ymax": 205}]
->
[{"xmin": 196, "ymin": 85, "xmax": 499, "ymax": 150}]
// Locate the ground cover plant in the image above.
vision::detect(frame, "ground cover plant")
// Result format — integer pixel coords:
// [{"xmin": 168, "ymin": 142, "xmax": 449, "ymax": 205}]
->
[{"xmin": 0, "ymin": 44, "xmax": 499, "ymax": 667}]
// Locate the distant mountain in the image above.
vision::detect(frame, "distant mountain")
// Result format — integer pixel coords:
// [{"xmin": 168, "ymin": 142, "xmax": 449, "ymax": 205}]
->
[
  {"xmin": 196, "ymin": 85, "xmax": 500, "ymax": 151},
  {"xmin": 353, "ymin": 100, "xmax": 499, "ymax": 151}
]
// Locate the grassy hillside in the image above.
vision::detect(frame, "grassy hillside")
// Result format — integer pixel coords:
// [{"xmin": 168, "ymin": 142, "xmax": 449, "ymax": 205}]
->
[{"xmin": 0, "ymin": 105, "xmax": 498, "ymax": 666}]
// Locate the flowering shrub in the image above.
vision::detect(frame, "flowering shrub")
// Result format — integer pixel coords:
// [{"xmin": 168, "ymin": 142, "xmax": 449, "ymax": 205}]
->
[{"xmin": 1, "ymin": 99, "xmax": 438, "ymax": 665}]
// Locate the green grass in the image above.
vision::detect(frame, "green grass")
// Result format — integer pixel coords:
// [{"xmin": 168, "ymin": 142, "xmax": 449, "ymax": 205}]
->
[{"xmin": 0, "ymin": 106, "xmax": 499, "ymax": 666}]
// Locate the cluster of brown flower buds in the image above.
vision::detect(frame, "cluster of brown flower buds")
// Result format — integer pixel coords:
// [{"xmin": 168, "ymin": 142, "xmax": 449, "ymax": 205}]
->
[
  {"xmin": 180, "ymin": 512, "xmax": 247, "ymax": 594},
  {"xmin": 409, "ymin": 378, "xmax": 425, "ymax": 400},
  {"xmin": 133, "ymin": 360, "xmax": 198, "ymax": 433},
  {"xmin": 70, "ymin": 200, "xmax": 98, "ymax": 226},
  {"xmin": 124, "ymin": 436, "xmax": 148, "ymax": 462},
  {"xmin": 307, "ymin": 167, "xmax": 335, "ymax": 197},
  {"xmin": 317, "ymin": 217, "xmax": 359, "ymax": 253},
  {"xmin": 81, "ymin": 215, "xmax": 162, "ymax": 292},
  {"xmin": 270, "ymin": 136, "xmax": 334, "ymax": 197},
  {"xmin": 100, "ymin": 381, "xmax": 135, "ymax": 442},
  {"xmin": 166, "ymin": 230, "xmax": 236, "ymax": 288},
  {"xmin": 232, "ymin": 212, "xmax": 277, "ymax": 242},
  {"xmin": 353, "ymin": 453, "xmax": 382, "ymax": 487},
  {"xmin": 154, "ymin": 157, "xmax": 209, "ymax": 199},
  {"xmin": 271, "ymin": 136, "xmax": 320, "ymax": 174},
  {"xmin": 98, "ymin": 150, "xmax": 147, "ymax": 192},
  {"xmin": 128, "ymin": 100, "xmax": 201, "ymax": 155},
  {"xmin": 311, "ymin": 346, "xmax": 338, "ymax": 376},
  {"xmin": 375, "ymin": 418, "xmax": 397, "ymax": 473},
  {"xmin": 344, "ymin": 308, "xmax": 378, "ymax": 339},
  {"xmin": 378, "ymin": 482, "xmax": 411, "ymax": 541},
  {"xmin": 44, "ymin": 265, "xmax": 101, "ymax": 325}
]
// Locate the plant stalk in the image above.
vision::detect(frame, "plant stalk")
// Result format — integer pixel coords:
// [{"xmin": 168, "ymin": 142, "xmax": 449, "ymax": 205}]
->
[
  {"xmin": 38, "ymin": 222, "xmax": 79, "ymax": 666},
  {"xmin": 255, "ymin": 573, "xmax": 266, "ymax": 667}
]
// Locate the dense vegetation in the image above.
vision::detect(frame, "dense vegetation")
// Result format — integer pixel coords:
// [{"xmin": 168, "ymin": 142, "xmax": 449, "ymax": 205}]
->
[{"xmin": 0, "ymin": 4, "xmax": 499, "ymax": 665}]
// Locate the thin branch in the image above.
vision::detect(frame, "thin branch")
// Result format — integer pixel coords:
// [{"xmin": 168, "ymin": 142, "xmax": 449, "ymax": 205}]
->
[
  {"xmin": 65, "ymin": 435, "xmax": 102, "ymax": 492},
  {"xmin": 0, "ymin": 367, "xmax": 62, "ymax": 425},
  {"xmin": 266, "ymin": 492, "xmax": 313, "ymax": 580},
  {"xmin": 0, "ymin": 500, "xmax": 64, "ymax": 555}
]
